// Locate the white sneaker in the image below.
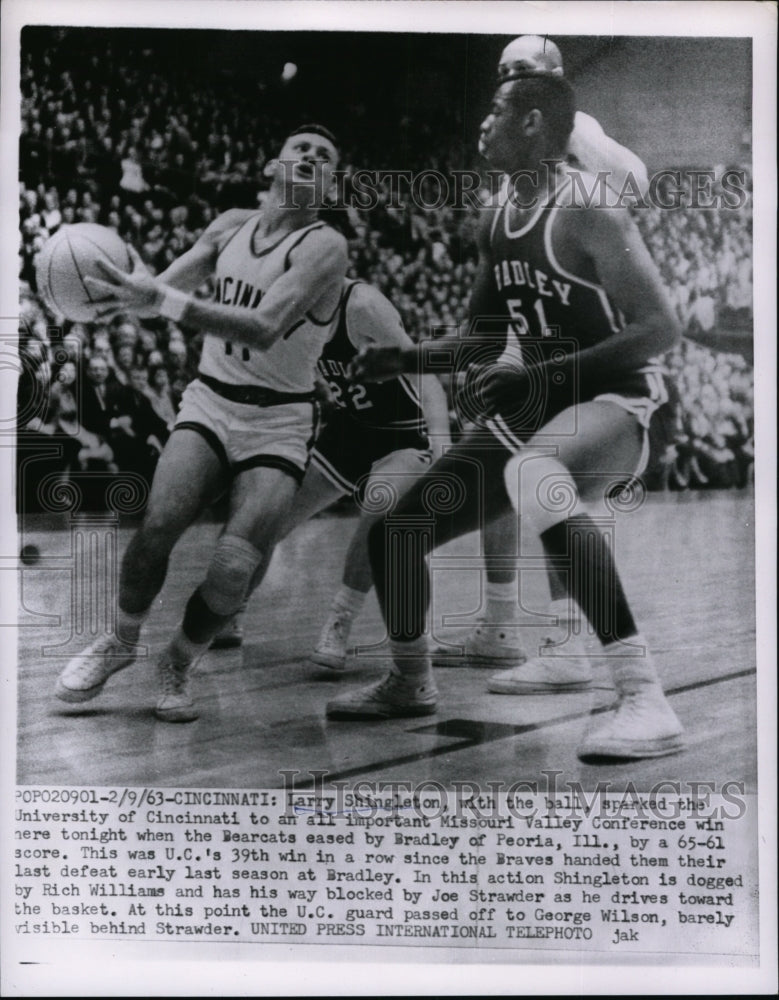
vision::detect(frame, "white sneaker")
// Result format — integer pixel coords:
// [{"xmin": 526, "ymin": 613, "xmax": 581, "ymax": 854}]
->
[
  {"xmin": 578, "ymin": 688, "xmax": 684, "ymax": 759},
  {"xmin": 488, "ymin": 633, "xmax": 593, "ymax": 693},
  {"xmin": 155, "ymin": 651, "xmax": 199, "ymax": 723},
  {"xmin": 210, "ymin": 616, "xmax": 244, "ymax": 650},
  {"xmin": 309, "ymin": 614, "xmax": 351, "ymax": 672},
  {"xmin": 55, "ymin": 635, "xmax": 137, "ymax": 703},
  {"xmin": 326, "ymin": 668, "xmax": 437, "ymax": 719},
  {"xmin": 432, "ymin": 619, "xmax": 526, "ymax": 669}
]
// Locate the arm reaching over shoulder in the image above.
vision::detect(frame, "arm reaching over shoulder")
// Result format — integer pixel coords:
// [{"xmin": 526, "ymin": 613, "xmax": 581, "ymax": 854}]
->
[
  {"xmin": 568, "ymin": 111, "xmax": 649, "ymax": 201},
  {"xmin": 86, "ymin": 224, "xmax": 348, "ymax": 349}
]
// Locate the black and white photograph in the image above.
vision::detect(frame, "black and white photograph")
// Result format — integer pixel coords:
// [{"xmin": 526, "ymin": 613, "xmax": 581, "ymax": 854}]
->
[{"xmin": 2, "ymin": 0, "xmax": 776, "ymax": 995}]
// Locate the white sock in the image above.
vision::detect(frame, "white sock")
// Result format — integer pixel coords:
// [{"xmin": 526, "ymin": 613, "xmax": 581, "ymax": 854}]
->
[
  {"xmin": 485, "ymin": 580, "xmax": 518, "ymax": 624},
  {"xmin": 389, "ymin": 635, "xmax": 433, "ymax": 682},
  {"xmin": 116, "ymin": 608, "xmax": 147, "ymax": 645},
  {"xmin": 332, "ymin": 585, "xmax": 366, "ymax": 620},
  {"xmin": 604, "ymin": 635, "xmax": 664, "ymax": 693}
]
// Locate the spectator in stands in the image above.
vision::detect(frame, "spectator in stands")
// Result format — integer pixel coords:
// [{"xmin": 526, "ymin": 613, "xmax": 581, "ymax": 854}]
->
[
  {"xmin": 146, "ymin": 364, "xmax": 177, "ymax": 431},
  {"xmin": 18, "ymin": 29, "xmax": 754, "ymax": 504},
  {"xmin": 41, "ymin": 189, "xmax": 61, "ymax": 232},
  {"xmin": 108, "ymin": 365, "xmax": 168, "ymax": 479},
  {"xmin": 80, "ymin": 354, "xmax": 115, "ymax": 440},
  {"xmin": 687, "ymin": 289, "xmax": 717, "ymax": 334},
  {"xmin": 119, "ymin": 145, "xmax": 149, "ymax": 206}
]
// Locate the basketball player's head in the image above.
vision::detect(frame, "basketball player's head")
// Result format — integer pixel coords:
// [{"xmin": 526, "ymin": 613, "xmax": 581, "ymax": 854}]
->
[
  {"xmin": 268, "ymin": 124, "xmax": 340, "ymax": 208},
  {"xmin": 498, "ymin": 35, "xmax": 564, "ymax": 81},
  {"xmin": 479, "ymin": 75, "xmax": 575, "ymax": 172}
]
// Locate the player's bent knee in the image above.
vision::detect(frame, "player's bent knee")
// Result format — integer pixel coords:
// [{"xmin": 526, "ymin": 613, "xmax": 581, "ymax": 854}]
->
[
  {"xmin": 131, "ymin": 521, "xmax": 180, "ymax": 562},
  {"xmin": 503, "ymin": 452, "xmax": 580, "ymax": 532},
  {"xmin": 201, "ymin": 534, "xmax": 264, "ymax": 616}
]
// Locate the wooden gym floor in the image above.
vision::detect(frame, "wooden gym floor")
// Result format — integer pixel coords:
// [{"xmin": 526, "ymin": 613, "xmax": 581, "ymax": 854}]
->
[{"xmin": 15, "ymin": 489, "xmax": 757, "ymax": 792}]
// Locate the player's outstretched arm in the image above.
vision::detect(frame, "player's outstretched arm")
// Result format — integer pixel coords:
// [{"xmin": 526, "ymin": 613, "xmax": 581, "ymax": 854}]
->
[
  {"xmin": 350, "ymin": 207, "xmax": 499, "ymax": 383},
  {"xmin": 86, "ymin": 226, "xmax": 348, "ymax": 348},
  {"xmin": 569, "ymin": 112, "xmax": 649, "ymax": 200}
]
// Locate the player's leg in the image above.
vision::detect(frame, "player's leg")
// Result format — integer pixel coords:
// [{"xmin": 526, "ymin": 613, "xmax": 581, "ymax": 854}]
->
[
  {"xmin": 432, "ymin": 509, "xmax": 527, "ymax": 668},
  {"xmin": 155, "ymin": 462, "xmax": 300, "ymax": 721},
  {"xmin": 55, "ymin": 428, "xmax": 225, "ymax": 703},
  {"xmin": 209, "ymin": 459, "xmax": 348, "ymax": 650},
  {"xmin": 312, "ymin": 447, "xmax": 431, "ymax": 671},
  {"xmin": 326, "ymin": 431, "xmax": 512, "ymax": 719},
  {"xmin": 432, "ymin": 499, "xmax": 579, "ymax": 669},
  {"xmin": 119, "ymin": 429, "xmax": 227, "ymax": 631},
  {"xmin": 484, "ymin": 513, "xmax": 573, "ymax": 618},
  {"xmin": 486, "ymin": 402, "xmax": 634, "ymax": 695},
  {"xmin": 491, "ymin": 400, "xmax": 683, "ymax": 758}
]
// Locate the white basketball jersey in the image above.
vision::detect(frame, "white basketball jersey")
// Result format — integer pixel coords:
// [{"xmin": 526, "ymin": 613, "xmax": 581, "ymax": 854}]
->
[{"xmin": 198, "ymin": 216, "xmax": 341, "ymax": 393}]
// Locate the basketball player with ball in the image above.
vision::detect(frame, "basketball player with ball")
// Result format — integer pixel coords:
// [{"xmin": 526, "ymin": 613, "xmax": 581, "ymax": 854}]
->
[{"xmin": 54, "ymin": 125, "xmax": 348, "ymax": 722}]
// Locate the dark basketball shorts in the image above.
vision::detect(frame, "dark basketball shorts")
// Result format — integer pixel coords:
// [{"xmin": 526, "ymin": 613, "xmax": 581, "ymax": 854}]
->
[
  {"xmin": 310, "ymin": 409, "xmax": 432, "ymax": 497},
  {"xmin": 484, "ymin": 367, "xmax": 671, "ymax": 478}
]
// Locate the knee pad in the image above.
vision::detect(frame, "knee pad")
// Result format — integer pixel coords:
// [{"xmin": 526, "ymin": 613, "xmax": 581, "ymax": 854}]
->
[
  {"xmin": 503, "ymin": 451, "xmax": 580, "ymax": 533},
  {"xmin": 201, "ymin": 534, "xmax": 264, "ymax": 616}
]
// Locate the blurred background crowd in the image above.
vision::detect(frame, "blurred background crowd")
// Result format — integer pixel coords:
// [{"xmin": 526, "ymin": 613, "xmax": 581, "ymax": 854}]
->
[{"xmin": 17, "ymin": 29, "xmax": 754, "ymax": 510}]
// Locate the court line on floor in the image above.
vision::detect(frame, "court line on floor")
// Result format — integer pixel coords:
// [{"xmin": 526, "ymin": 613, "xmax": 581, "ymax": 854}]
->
[{"xmin": 295, "ymin": 666, "xmax": 756, "ymax": 786}]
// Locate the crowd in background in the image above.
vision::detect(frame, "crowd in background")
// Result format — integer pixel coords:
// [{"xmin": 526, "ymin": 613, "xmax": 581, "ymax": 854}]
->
[{"xmin": 17, "ymin": 32, "xmax": 755, "ymax": 511}]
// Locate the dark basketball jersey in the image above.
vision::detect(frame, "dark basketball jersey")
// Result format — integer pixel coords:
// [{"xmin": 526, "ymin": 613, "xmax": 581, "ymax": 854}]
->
[
  {"xmin": 477, "ymin": 187, "xmax": 668, "ymax": 447},
  {"xmin": 488, "ymin": 191, "xmax": 625, "ymax": 370},
  {"xmin": 317, "ymin": 281, "xmax": 426, "ymax": 432}
]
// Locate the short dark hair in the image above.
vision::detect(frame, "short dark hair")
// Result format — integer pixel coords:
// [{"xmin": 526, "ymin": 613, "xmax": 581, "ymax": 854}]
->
[
  {"xmin": 502, "ymin": 74, "xmax": 576, "ymax": 155},
  {"xmin": 287, "ymin": 123, "xmax": 339, "ymax": 153}
]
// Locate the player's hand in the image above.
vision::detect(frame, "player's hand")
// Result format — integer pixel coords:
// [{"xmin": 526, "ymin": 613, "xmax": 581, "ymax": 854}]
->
[
  {"xmin": 451, "ymin": 361, "xmax": 494, "ymax": 419},
  {"xmin": 313, "ymin": 373, "xmax": 339, "ymax": 416},
  {"xmin": 349, "ymin": 346, "xmax": 406, "ymax": 383},
  {"xmin": 479, "ymin": 367, "xmax": 532, "ymax": 415},
  {"xmin": 454, "ymin": 362, "xmax": 530, "ymax": 421},
  {"xmin": 84, "ymin": 244, "xmax": 162, "ymax": 319}
]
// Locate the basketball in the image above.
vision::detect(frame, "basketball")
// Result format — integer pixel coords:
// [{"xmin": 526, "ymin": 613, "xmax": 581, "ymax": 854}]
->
[{"xmin": 35, "ymin": 223, "xmax": 133, "ymax": 322}]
